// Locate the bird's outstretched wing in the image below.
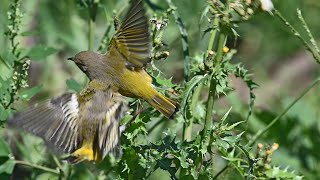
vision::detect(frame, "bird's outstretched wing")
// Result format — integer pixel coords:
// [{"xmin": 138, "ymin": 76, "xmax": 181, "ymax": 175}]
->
[
  {"xmin": 108, "ymin": 0, "xmax": 150, "ymax": 68},
  {"xmin": 8, "ymin": 93, "xmax": 81, "ymax": 154}
]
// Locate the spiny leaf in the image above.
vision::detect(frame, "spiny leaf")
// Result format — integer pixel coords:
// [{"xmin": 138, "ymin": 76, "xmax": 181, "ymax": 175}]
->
[
  {"xmin": 180, "ymin": 75, "xmax": 206, "ymax": 119},
  {"xmin": 154, "ymin": 75, "xmax": 175, "ymax": 88},
  {"xmin": 220, "ymin": 106, "xmax": 232, "ymax": 125}
]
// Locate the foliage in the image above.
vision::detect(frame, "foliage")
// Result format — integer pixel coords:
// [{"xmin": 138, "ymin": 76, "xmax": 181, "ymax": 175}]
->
[{"xmin": 0, "ymin": 0, "xmax": 319, "ymax": 179}]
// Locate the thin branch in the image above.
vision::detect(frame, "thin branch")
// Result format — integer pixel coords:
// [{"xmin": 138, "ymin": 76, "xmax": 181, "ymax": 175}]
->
[
  {"xmin": 88, "ymin": 0, "xmax": 99, "ymax": 51},
  {"xmin": 247, "ymin": 77, "xmax": 320, "ymax": 147},
  {"xmin": 275, "ymin": 9, "xmax": 320, "ymax": 64},
  {"xmin": 296, "ymin": 9, "xmax": 320, "ymax": 55},
  {"xmin": 14, "ymin": 160, "xmax": 60, "ymax": 175},
  {"xmin": 166, "ymin": 0, "xmax": 191, "ymax": 81}
]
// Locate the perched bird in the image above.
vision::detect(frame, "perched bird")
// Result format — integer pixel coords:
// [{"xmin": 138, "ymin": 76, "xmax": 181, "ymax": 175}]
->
[{"xmin": 8, "ymin": 0, "xmax": 178, "ymax": 163}]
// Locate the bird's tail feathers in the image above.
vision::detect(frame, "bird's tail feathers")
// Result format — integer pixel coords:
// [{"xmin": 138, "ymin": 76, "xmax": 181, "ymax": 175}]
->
[{"xmin": 148, "ymin": 93, "xmax": 178, "ymax": 119}]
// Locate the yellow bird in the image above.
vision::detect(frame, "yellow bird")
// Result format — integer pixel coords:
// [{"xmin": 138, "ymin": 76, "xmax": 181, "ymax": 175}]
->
[
  {"xmin": 9, "ymin": 0, "xmax": 178, "ymax": 163},
  {"xmin": 71, "ymin": 0, "xmax": 178, "ymax": 118}
]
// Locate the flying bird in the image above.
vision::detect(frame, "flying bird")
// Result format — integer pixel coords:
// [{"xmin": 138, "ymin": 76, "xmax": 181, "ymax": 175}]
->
[{"xmin": 8, "ymin": 0, "xmax": 178, "ymax": 163}]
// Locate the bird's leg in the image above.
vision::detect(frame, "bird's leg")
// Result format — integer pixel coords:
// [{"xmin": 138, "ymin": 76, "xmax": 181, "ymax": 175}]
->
[
  {"xmin": 131, "ymin": 100, "xmax": 143, "ymax": 123},
  {"xmin": 120, "ymin": 100, "xmax": 143, "ymax": 132}
]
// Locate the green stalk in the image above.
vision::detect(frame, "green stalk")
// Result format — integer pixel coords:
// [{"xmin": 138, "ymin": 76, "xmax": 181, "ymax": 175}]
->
[
  {"xmin": 275, "ymin": 9, "xmax": 320, "ymax": 64},
  {"xmin": 88, "ymin": 0, "xmax": 99, "ymax": 51},
  {"xmin": 206, "ymin": 17, "xmax": 219, "ymax": 57},
  {"xmin": 203, "ymin": 28, "xmax": 227, "ymax": 134},
  {"xmin": 195, "ymin": 19, "xmax": 228, "ymax": 172},
  {"xmin": 203, "ymin": 77, "xmax": 216, "ymax": 132},
  {"xmin": 247, "ymin": 77, "xmax": 320, "ymax": 147},
  {"xmin": 14, "ymin": 160, "xmax": 60, "ymax": 175},
  {"xmin": 88, "ymin": 19, "xmax": 95, "ymax": 51},
  {"xmin": 166, "ymin": 0, "xmax": 190, "ymax": 81},
  {"xmin": 297, "ymin": 10, "xmax": 320, "ymax": 55}
]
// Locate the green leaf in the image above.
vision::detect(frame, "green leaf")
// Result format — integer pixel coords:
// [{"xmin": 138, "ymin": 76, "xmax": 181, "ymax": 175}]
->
[
  {"xmin": 178, "ymin": 154, "xmax": 189, "ymax": 168},
  {"xmin": 0, "ymin": 139, "xmax": 10, "ymax": 156},
  {"xmin": 193, "ymin": 103, "xmax": 205, "ymax": 121},
  {"xmin": 19, "ymin": 85, "xmax": 43, "ymax": 101},
  {"xmin": 20, "ymin": 31, "xmax": 39, "ymax": 36},
  {"xmin": 220, "ymin": 107, "xmax": 232, "ymax": 125},
  {"xmin": 265, "ymin": 166, "xmax": 302, "ymax": 179},
  {"xmin": 66, "ymin": 78, "xmax": 83, "ymax": 92},
  {"xmin": 0, "ymin": 160, "xmax": 15, "ymax": 174},
  {"xmin": 180, "ymin": 75, "xmax": 206, "ymax": 119},
  {"xmin": 154, "ymin": 75, "xmax": 175, "ymax": 88},
  {"xmin": 36, "ymin": 173, "xmax": 59, "ymax": 180},
  {"xmin": 215, "ymin": 139, "xmax": 230, "ymax": 150},
  {"xmin": 225, "ymin": 121, "xmax": 245, "ymax": 131},
  {"xmin": 0, "ymin": 106, "xmax": 10, "ymax": 121},
  {"xmin": 1, "ymin": 52, "xmax": 18, "ymax": 67},
  {"xmin": 27, "ymin": 45, "xmax": 57, "ymax": 60}
]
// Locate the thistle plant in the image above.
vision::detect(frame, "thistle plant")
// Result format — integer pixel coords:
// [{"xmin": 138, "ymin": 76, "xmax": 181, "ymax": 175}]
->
[{"xmin": 0, "ymin": 0, "xmax": 319, "ymax": 179}]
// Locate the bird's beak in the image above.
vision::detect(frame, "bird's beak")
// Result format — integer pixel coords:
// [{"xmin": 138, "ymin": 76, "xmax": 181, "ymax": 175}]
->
[{"xmin": 67, "ymin": 57, "xmax": 74, "ymax": 61}]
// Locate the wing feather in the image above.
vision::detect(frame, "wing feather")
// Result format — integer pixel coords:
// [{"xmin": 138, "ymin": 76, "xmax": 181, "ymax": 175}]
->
[
  {"xmin": 8, "ymin": 93, "xmax": 81, "ymax": 154},
  {"xmin": 108, "ymin": 0, "xmax": 150, "ymax": 68}
]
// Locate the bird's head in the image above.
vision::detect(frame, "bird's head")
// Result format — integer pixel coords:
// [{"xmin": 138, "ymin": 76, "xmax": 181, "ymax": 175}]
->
[{"xmin": 68, "ymin": 51, "xmax": 104, "ymax": 80}]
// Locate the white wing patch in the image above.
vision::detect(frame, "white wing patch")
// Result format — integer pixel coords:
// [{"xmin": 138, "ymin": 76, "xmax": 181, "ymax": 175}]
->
[{"xmin": 47, "ymin": 94, "xmax": 80, "ymax": 152}]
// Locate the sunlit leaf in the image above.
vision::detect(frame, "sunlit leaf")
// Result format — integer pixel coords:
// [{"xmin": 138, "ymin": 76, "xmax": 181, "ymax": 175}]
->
[
  {"xmin": 0, "ymin": 139, "xmax": 10, "ymax": 157},
  {"xmin": 0, "ymin": 160, "xmax": 15, "ymax": 174},
  {"xmin": 19, "ymin": 85, "xmax": 43, "ymax": 101}
]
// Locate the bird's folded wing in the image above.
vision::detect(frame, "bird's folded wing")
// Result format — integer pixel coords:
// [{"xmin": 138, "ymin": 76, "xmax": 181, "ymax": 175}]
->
[
  {"xmin": 8, "ymin": 93, "xmax": 81, "ymax": 154},
  {"xmin": 108, "ymin": 0, "xmax": 150, "ymax": 68}
]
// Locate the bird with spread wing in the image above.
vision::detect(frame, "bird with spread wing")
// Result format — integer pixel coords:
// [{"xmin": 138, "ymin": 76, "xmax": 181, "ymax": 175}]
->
[{"xmin": 8, "ymin": 0, "xmax": 178, "ymax": 163}]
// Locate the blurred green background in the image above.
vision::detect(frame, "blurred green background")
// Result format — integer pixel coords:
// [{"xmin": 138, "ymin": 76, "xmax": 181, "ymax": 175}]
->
[{"xmin": 0, "ymin": 0, "xmax": 319, "ymax": 179}]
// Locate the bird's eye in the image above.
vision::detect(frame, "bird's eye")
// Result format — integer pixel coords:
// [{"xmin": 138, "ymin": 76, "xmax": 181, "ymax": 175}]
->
[
  {"xmin": 81, "ymin": 65, "xmax": 88, "ymax": 72},
  {"xmin": 76, "ymin": 61, "xmax": 88, "ymax": 72}
]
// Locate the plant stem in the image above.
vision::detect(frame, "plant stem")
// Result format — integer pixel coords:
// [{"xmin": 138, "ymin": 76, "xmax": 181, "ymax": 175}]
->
[
  {"xmin": 214, "ymin": 29, "xmax": 227, "ymax": 63},
  {"xmin": 201, "ymin": 20, "xmax": 220, "ymax": 135},
  {"xmin": 88, "ymin": 0, "xmax": 99, "ymax": 51},
  {"xmin": 52, "ymin": 155, "xmax": 63, "ymax": 172},
  {"xmin": 296, "ymin": 9, "xmax": 320, "ymax": 55},
  {"xmin": 206, "ymin": 17, "xmax": 219, "ymax": 57},
  {"xmin": 203, "ymin": 76, "xmax": 216, "ymax": 133},
  {"xmin": 166, "ymin": 0, "xmax": 190, "ymax": 81},
  {"xmin": 14, "ymin": 160, "xmax": 60, "ymax": 175},
  {"xmin": 247, "ymin": 77, "xmax": 320, "ymax": 147},
  {"xmin": 275, "ymin": 9, "xmax": 320, "ymax": 64},
  {"xmin": 203, "ymin": 27, "xmax": 227, "ymax": 135},
  {"xmin": 88, "ymin": 19, "xmax": 95, "ymax": 51}
]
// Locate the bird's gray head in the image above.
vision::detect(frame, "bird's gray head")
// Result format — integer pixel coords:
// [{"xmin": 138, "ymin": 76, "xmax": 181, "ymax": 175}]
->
[{"xmin": 68, "ymin": 51, "xmax": 104, "ymax": 80}]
